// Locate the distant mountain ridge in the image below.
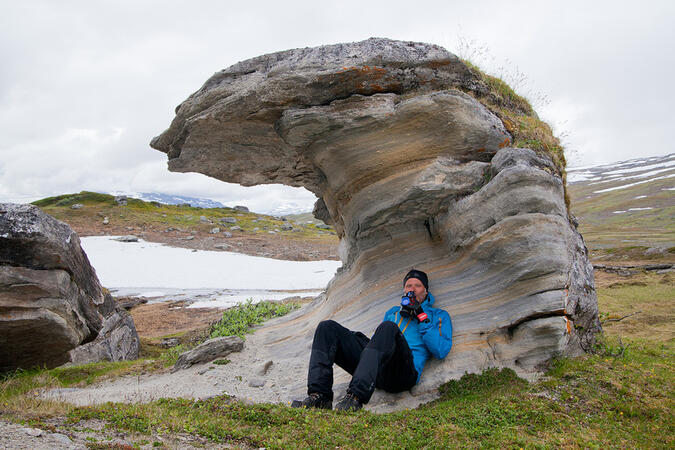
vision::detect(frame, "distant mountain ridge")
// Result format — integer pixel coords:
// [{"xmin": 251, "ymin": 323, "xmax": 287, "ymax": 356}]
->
[
  {"xmin": 108, "ymin": 192, "xmax": 313, "ymax": 215},
  {"xmin": 566, "ymin": 153, "xmax": 674, "ymax": 259},
  {"xmin": 127, "ymin": 192, "xmax": 225, "ymax": 209}
]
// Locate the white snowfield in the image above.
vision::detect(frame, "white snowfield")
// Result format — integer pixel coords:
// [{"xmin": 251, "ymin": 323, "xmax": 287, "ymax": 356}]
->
[{"xmin": 79, "ymin": 236, "xmax": 341, "ymax": 306}]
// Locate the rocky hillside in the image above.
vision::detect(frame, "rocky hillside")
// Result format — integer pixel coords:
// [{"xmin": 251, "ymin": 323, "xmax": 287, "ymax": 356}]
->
[
  {"xmin": 567, "ymin": 153, "xmax": 674, "ymax": 262},
  {"xmin": 31, "ymin": 192, "xmax": 338, "ymax": 261}
]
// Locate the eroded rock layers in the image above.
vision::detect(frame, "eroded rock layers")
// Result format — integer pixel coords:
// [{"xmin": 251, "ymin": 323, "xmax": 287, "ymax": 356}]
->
[
  {"xmin": 0, "ymin": 204, "xmax": 140, "ymax": 371},
  {"xmin": 152, "ymin": 38, "xmax": 599, "ymax": 402}
]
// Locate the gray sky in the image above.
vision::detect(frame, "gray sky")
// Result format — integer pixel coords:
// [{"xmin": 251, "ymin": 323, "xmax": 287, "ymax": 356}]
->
[{"xmin": 1, "ymin": 0, "xmax": 673, "ymax": 213}]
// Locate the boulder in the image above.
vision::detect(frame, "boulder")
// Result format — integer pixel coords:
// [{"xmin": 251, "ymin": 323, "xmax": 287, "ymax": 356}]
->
[
  {"xmin": 114, "ymin": 195, "xmax": 128, "ymax": 206},
  {"xmin": 172, "ymin": 336, "xmax": 244, "ymax": 372},
  {"xmin": 114, "ymin": 235, "xmax": 138, "ymax": 243},
  {"xmin": 151, "ymin": 38, "xmax": 599, "ymax": 403},
  {"xmin": 220, "ymin": 217, "xmax": 237, "ymax": 224},
  {"xmin": 234, "ymin": 206, "xmax": 249, "ymax": 212},
  {"xmin": 0, "ymin": 203, "xmax": 140, "ymax": 371}
]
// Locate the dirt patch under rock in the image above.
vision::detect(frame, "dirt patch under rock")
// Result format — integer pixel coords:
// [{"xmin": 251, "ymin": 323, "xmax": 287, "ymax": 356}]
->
[{"xmin": 130, "ymin": 301, "xmax": 225, "ymax": 339}]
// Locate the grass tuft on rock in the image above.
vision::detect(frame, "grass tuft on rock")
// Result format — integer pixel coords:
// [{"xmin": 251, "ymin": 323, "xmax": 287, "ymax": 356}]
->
[{"xmin": 461, "ymin": 60, "xmax": 566, "ymax": 173}]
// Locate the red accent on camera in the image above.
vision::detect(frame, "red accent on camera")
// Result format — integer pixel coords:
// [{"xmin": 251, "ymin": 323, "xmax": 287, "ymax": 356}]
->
[{"xmin": 417, "ymin": 311, "xmax": 428, "ymax": 322}]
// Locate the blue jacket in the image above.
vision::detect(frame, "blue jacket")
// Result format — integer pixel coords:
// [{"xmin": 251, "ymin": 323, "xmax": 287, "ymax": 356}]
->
[{"xmin": 383, "ymin": 292, "xmax": 452, "ymax": 383}]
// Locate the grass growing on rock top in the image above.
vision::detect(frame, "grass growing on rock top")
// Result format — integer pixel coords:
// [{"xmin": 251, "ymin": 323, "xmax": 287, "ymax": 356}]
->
[{"xmin": 461, "ymin": 60, "xmax": 566, "ymax": 173}]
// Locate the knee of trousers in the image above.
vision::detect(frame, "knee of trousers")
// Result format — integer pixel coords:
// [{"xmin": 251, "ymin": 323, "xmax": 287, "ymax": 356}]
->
[
  {"xmin": 374, "ymin": 320, "xmax": 399, "ymax": 337},
  {"xmin": 317, "ymin": 319, "xmax": 339, "ymax": 331},
  {"xmin": 315, "ymin": 319, "xmax": 341, "ymax": 337}
]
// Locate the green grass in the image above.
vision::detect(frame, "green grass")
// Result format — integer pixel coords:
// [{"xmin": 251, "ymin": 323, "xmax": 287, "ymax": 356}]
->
[
  {"xmin": 2, "ymin": 278, "xmax": 672, "ymax": 448},
  {"xmin": 30, "ymin": 191, "xmax": 337, "ymax": 242},
  {"xmin": 210, "ymin": 299, "xmax": 299, "ymax": 340}
]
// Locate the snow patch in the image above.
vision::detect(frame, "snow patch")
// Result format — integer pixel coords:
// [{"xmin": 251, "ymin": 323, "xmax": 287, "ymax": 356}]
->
[
  {"xmin": 593, "ymin": 174, "xmax": 675, "ymax": 193},
  {"xmin": 79, "ymin": 236, "xmax": 341, "ymax": 290}
]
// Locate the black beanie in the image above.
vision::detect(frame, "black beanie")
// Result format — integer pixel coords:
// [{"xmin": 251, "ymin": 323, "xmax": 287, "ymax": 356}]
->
[{"xmin": 403, "ymin": 269, "xmax": 429, "ymax": 290}]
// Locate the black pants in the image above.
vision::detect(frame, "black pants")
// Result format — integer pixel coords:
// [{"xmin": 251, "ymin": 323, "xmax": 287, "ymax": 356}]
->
[{"xmin": 307, "ymin": 319, "xmax": 418, "ymax": 404}]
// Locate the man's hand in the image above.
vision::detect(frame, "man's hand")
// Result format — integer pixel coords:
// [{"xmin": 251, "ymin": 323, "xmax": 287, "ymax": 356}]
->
[{"xmin": 401, "ymin": 301, "xmax": 429, "ymax": 323}]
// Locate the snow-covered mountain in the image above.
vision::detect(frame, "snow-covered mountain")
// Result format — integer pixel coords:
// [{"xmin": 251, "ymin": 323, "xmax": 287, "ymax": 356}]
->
[
  {"xmin": 567, "ymin": 153, "xmax": 675, "ymax": 191},
  {"xmin": 566, "ymin": 153, "xmax": 674, "ymax": 256},
  {"xmin": 108, "ymin": 192, "xmax": 225, "ymax": 209}
]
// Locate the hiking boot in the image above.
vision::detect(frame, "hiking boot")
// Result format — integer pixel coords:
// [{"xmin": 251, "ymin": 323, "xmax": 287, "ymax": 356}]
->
[
  {"xmin": 291, "ymin": 392, "xmax": 332, "ymax": 410},
  {"xmin": 335, "ymin": 392, "xmax": 363, "ymax": 412}
]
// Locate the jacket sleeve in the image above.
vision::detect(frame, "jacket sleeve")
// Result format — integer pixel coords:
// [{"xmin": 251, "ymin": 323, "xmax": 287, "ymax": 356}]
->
[{"xmin": 418, "ymin": 309, "xmax": 452, "ymax": 359}]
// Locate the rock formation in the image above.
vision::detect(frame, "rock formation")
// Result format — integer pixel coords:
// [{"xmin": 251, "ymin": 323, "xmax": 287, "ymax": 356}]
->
[
  {"xmin": 0, "ymin": 203, "xmax": 140, "ymax": 371},
  {"xmin": 151, "ymin": 38, "xmax": 600, "ymax": 407}
]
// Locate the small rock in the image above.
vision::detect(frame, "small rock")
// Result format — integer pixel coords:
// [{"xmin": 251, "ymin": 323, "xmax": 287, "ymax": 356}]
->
[
  {"xmin": 249, "ymin": 378, "xmax": 266, "ymax": 388},
  {"xmin": 210, "ymin": 227, "xmax": 221, "ymax": 234},
  {"xmin": 159, "ymin": 337, "xmax": 181, "ymax": 348},
  {"xmin": 223, "ymin": 231, "xmax": 233, "ymax": 238},
  {"xmin": 22, "ymin": 427, "xmax": 44, "ymax": 437},
  {"xmin": 114, "ymin": 195, "xmax": 128, "ymax": 206},
  {"xmin": 125, "ymin": 226, "xmax": 134, "ymax": 230},
  {"xmin": 200, "ymin": 216, "xmax": 212, "ymax": 224},
  {"xmin": 220, "ymin": 217, "xmax": 237, "ymax": 224},
  {"xmin": 230, "ymin": 226, "xmax": 242, "ymax": 231},
  {"xmin": 51, "ymin": 433, "xmax": 72, "ymax": 444},
  {"xmin": 268, "ymin": 231, "xmax": 276, "ymax": 234},
  {"xmin": 114, "ymin": 235, "xmax": 139, "ymax": 243},
  {"xmin": 184, "ymin": 236, "xmax": 195, "ymax": 241},
  {"xmin": 162, "ymin": 214, "xmax": 167, "ymax": 218},
  {"xmin": 70, "ymin": 203, "xmax": 84, "ymax": 210},
  {"xmin": 172, "ymin": 336, "xmax": 244, "ymax": 372},
  {"xmin": 116, "ymin": 297, "xmax": 148, "ymax": 310},
  {"xmin": 198, "ymin": 367, "xmax": 211, "ymax": 375},
  {"xmin": 280, "ymin": 223, "xmax": 293, "ymax": 231},
  {"xmin": 258, "ymin": 360, "xmax": 273, "ymax": 375},
  {"xmin": 102, "ymin": 217, "xmax": 109, "ymax": 225},
  {"xmin": 214, "ymin": 243, "xmax": 231, "ymax": 250},
  {"xmin": 252, "ymin": 227, "xmax": 259, "ymax": 232},
  {"xmin": 316, "ymin": 224, "xmax": 332, "ymax": 230}
]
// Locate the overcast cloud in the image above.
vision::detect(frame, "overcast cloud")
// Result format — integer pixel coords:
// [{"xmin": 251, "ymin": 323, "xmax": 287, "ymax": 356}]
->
[{"xmin": 1, "ymin": 0, "xmax": 673, "ymax": 213}]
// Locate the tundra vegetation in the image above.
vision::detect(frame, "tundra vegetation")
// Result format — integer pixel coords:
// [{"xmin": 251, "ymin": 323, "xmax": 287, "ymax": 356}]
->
[{"xmin": 1, "ymin": 273, "xmax": 672, "ymax": 448}]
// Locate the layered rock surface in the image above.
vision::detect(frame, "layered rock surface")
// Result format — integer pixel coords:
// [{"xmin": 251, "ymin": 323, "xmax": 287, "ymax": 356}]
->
[
  {"xmin": 0, "ymin": 203, "xmax": 140, "ymax": 371},
  {"xmin": 151, "ymin": 38, "xmax": 600, "ymax": 408}
]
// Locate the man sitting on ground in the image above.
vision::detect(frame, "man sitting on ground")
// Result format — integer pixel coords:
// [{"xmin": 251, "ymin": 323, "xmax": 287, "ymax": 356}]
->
[{"xmin": 293, "ymin": 269, "xmax": 452, "ymax": 411}]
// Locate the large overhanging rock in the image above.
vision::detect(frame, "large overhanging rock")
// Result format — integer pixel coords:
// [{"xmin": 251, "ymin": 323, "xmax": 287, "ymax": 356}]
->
[
  {"xmin": 151, "ymin": 38, "xmax": 600, "ymax": 408},
  {"xmin": 0, "ymin": 204, "xmax": 140, "ymax": 371}
]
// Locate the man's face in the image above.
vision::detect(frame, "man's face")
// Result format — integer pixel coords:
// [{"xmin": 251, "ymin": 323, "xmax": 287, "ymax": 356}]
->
[{"xmin": 404, "ymin": 277, "xmax": 427, "ymax": 302}]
